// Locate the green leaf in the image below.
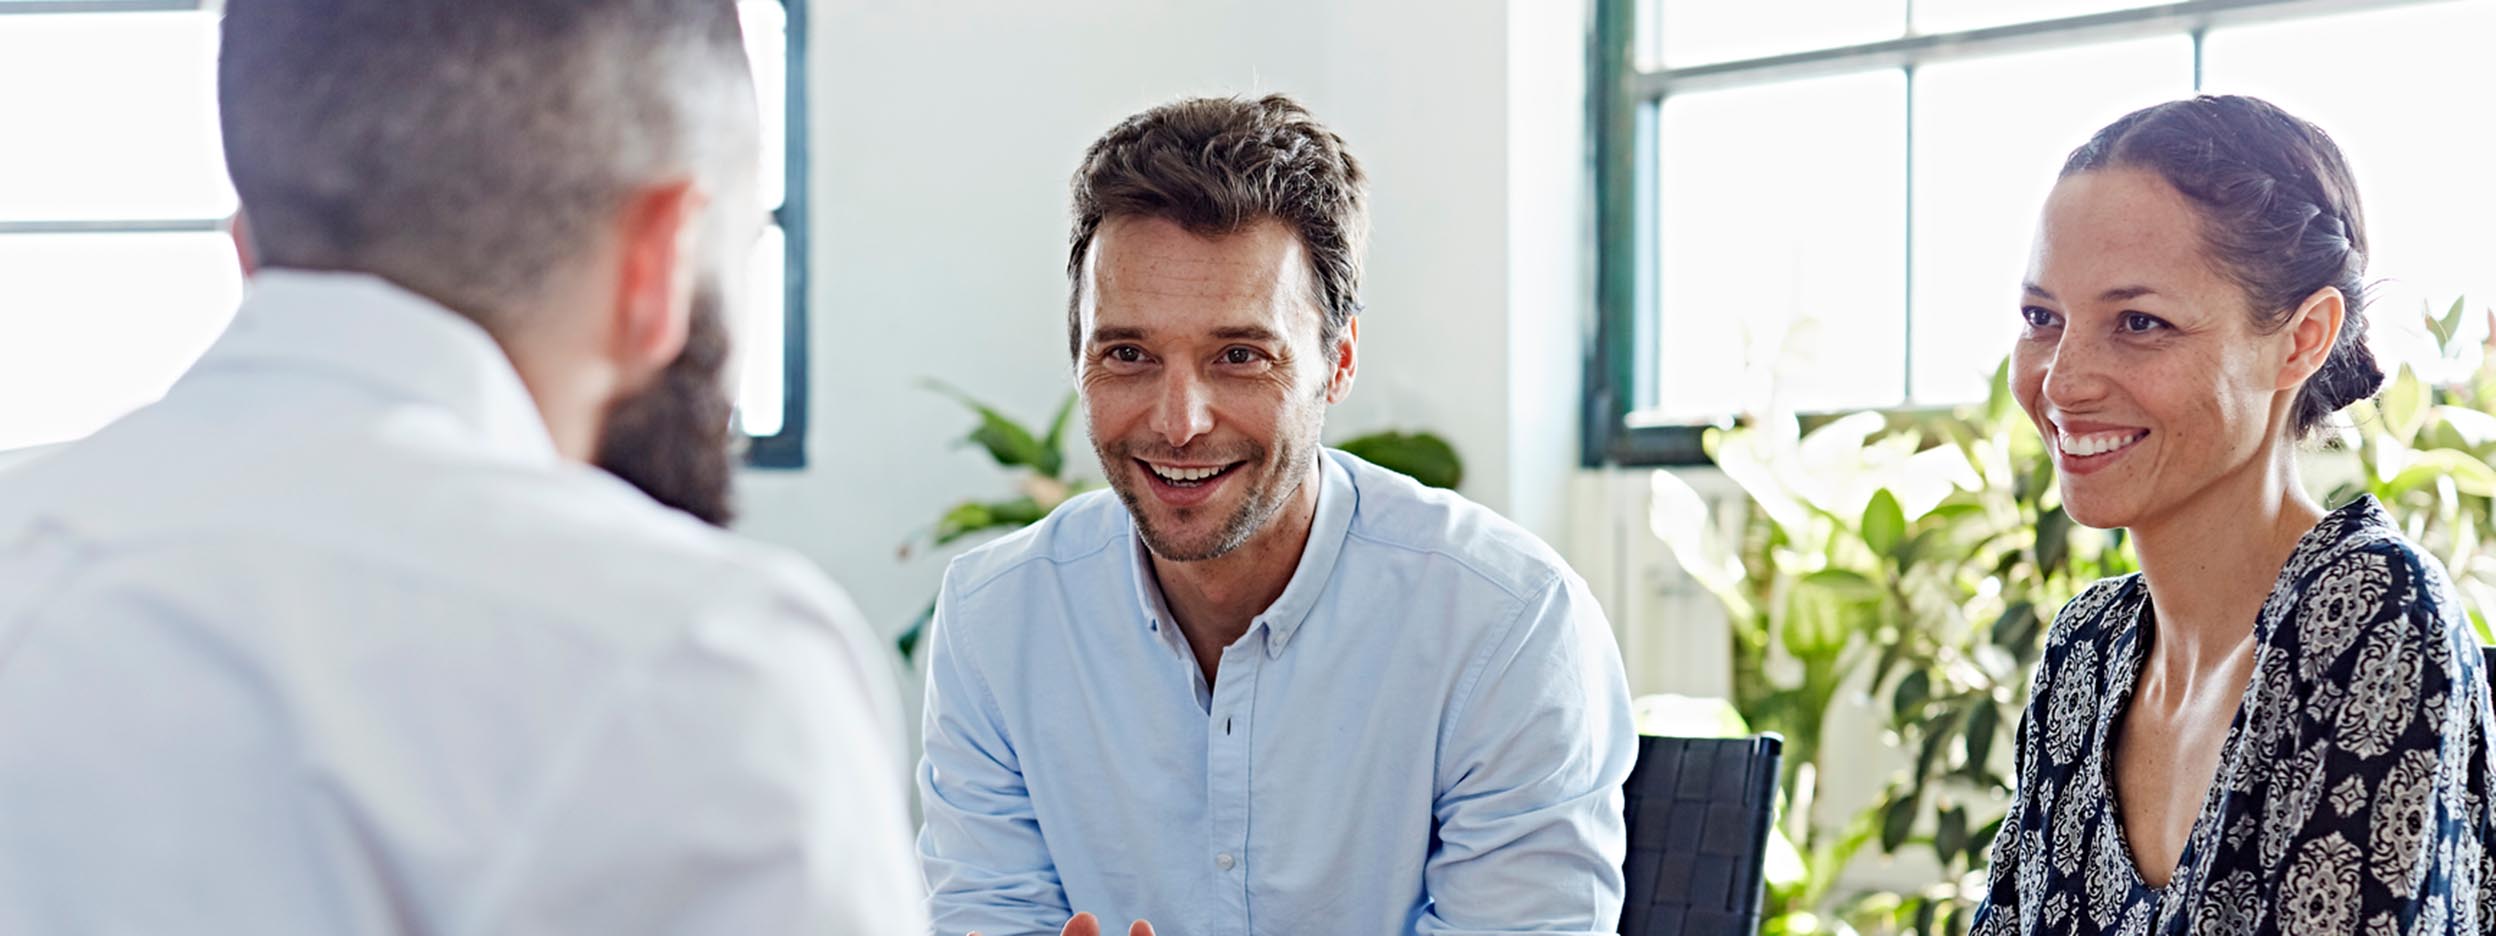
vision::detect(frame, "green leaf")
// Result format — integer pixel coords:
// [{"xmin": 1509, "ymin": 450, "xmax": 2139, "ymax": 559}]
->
[
  {"xmin": 1039, "ymin": 392, "xmax": 1080, "ymax": 479},
  {"xmin": 1914, "ymin": 707, "xmax": 1963, "ymax": 780},
  {"xmin": 2035, "ymin": 507, "xmax": 2072, "ymax": 577},
  {"xmin": 1862, "ymin": 489, "xmax": 1906, "ymax": 557},
  {"xmin": 1891, "ymin": 670, "xmax": 1931, "ymax": 724},
  {"xmin": 1801, "ymin": 568, "xmax": 1883, "ymax": 601},
  {"xmin": 1970, "ymin": 815, "xmax": 2007, "ymax": 867},
  {"xmin": 1892, "ymin": 527, "xmax": 1940, "ymax": 567},
  {"xmin": 1783, "ymin": 586, "xmax": 1851, "ymax": 657},
  {"xmin": 2387, "ymin": 448, "xmax": 2496, "ymax": 499},
  {"xmin": 1962, "ymin": 698, "xmax": 2002, "ymax": 780},
  {"xmin": 1879, "ymin": 787, "xmax": 1921, "ymax": 853},
  {"xmin": 1912, "ymin": 898, "xmax": 1939, "ymax": 936},
  {"xmin": 2380, "ymin": 366, "xmax": 2430, "ymax": 445},
  {"xmin": 1337, "ymin": 431, "xmax": 1464, "ymax": 489},
  {"xmin": 2432, "ymin": 405, "xmax": 2496, "ymax": 450},
  {"xmin": 1934, "ymin": 805, "xmax": 1970, "ymax": 871},
  {"xmin": 924, "ymin": 380, "xmax": 1058, "ymax": 475},
  {"xmin": 896, "ymin": 606, "xmax": 931, "ymax": 659},
  {"xmin": 1989, "ymin": 600, "xmax": 2037, "ymax": 652},
  {"xmin": 933, "ymin": 497, "xmax": 1050, "ymax": 545},
  {"xmin": 2438, "ymin": 295, "xmax": 2470, "ymax": 351},
  {"xmin": 1984, "ymin": 356, "xmax": 2017, "ymax": 428}
]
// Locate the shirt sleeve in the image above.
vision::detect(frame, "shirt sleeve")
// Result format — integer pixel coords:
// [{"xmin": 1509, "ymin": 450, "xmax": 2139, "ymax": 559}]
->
[
  {"xmin": 2266, "ymin": 544, "xmax": 2479, "ymax": 934},
  {"xmin": 917, "ymin": 567, "xmax": 1072, "ymax": 936},
  {"xmin": 1419, "ymin": 572, "xmax": 1637, "ymax": 936},
  {"xmin": 458, "ymin": 573, "xmax": 929, "ymax": 936}
]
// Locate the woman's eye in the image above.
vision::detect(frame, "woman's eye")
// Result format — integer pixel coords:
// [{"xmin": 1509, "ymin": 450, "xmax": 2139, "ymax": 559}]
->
[
  {"xmin": 2019, "ymin": 306, "xmax": 2058, "ymax": 329},
  {"xmin": 2119, "ymin": 312, "xmax": 2168, "ymax": 334}
]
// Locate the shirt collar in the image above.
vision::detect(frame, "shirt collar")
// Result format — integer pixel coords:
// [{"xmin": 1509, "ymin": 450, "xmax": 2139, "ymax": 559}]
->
[
  {"xmin": 188, "ymin": 270, "xmax": 559, "ymax": 463},
  {"xmin": 1125, "ymin": 450, "xmax": 1357, "ymax": 658}
]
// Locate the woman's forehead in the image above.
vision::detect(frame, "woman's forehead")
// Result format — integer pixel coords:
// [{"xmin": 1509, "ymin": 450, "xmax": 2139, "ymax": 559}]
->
[{"xmin": 2029, "ymin": 170, "xmax": 2232, "ymax": 302}]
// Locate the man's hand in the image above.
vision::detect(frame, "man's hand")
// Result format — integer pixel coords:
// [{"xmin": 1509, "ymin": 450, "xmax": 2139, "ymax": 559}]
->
[{"xmin": 967, "ymin": 911, "xmax": 1156, "ymax": 936}]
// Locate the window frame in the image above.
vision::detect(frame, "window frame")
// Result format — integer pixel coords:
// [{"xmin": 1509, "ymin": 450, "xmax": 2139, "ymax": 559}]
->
[
  {"xmin": 1584, "ymin": 0, "xmax": 2452, "ymax": 467},
  {"xmin": 0, "ymin": 0, "xmax": 812, "ymax": 469},
  {"xmin": 747, "ymin": 0, "xmax": 809, "ymax": 469}
]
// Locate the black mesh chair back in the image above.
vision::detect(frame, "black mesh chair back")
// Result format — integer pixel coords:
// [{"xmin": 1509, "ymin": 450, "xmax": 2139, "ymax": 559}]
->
[{"xmin": 1619, "ymin": 733, "xmax": 1783, "ymax": 936}]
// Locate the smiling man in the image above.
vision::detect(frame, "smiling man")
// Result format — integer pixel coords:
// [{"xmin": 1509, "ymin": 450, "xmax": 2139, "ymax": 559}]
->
[{"xmin": 917, "ymin": 95, "xmax": 1636, "ymax": 936}]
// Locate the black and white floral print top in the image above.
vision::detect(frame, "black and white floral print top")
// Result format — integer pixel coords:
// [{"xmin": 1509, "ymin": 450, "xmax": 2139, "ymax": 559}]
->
[{"xmin": 1971, "ymin": 497, "xmax": 2496, "ymax": 935}]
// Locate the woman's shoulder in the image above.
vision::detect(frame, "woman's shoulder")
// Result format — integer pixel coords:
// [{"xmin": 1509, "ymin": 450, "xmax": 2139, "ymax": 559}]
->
[
  {"xmin": 2278, "ymin": 505, "xmax": 2456, "ymax": 630},
  {"xmin": 2032, "ymin": 573, "xmax": 2145, "ymax": 681},
  {"xmin": 2274, "ymin": 506, "xmax": 2476, "ymax": 691},
  {"xmin": 2046, "ymin": 573, "xmax": 2142, "ymax": 640}
]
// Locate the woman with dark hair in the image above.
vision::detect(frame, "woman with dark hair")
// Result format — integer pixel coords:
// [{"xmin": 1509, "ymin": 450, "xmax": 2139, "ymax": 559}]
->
[{"xmin": 1971, "ymin": 95, "xmax": 2496, "ymax": 935}]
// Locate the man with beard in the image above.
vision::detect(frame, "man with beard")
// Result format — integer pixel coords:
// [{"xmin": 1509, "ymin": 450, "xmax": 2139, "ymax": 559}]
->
[
  {"xmin": 918, "ymin": 95, "xmax": 1636, "ymax": 936},
  {"xmin": 0, "ymin": 1, "xmax": 923, "ymax": 933}
]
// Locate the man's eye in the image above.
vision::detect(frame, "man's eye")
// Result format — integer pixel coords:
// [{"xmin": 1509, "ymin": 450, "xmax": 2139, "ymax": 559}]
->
[
  {"xmin": 1107, "ymin": 346, "xmax": 1145, "ymax": 364},
  {"xmin": 1221, "ymin": 347, "xmax": 1263, "ymax": 365}
]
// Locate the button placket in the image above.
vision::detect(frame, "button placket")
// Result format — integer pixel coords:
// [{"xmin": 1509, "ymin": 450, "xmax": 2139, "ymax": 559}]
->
[{"xmin": 1205, "ymin": 639, "xmax": 1261, "ymax": 920}]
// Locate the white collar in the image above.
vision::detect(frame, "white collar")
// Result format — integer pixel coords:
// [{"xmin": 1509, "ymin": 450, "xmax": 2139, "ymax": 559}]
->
[{"xmin": 189, "ymin": 270, "xmax": 560, "ymax": 463}]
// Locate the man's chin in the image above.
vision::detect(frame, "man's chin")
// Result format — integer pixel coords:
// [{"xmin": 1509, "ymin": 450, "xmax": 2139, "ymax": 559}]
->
[{"xmin": 1118, "ymin": 487, "xmax": 1245, "ymax": 562}]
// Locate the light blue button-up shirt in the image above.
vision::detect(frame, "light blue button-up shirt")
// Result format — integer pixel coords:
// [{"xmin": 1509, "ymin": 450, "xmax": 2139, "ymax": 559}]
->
[{"xmin": 918, "ymin": 449, "xmax": 1635, "ymax": 936}]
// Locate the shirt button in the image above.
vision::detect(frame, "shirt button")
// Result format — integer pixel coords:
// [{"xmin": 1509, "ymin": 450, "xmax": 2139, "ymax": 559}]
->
[{"xmin": 1216, "ymin": 852, "xmax": 1237, "ymax": 871}]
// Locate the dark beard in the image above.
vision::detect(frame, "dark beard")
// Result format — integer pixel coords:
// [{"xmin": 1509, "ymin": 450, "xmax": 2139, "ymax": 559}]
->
[{"xmin": 594, "ymin": 283, "xmax": 738, "ymax": 527}]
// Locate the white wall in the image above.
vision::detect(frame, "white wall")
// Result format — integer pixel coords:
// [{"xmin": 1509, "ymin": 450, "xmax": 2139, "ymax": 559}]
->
[{"xmin": 738, "ymin": 0, "xmax": 1597, "ymax": 646}]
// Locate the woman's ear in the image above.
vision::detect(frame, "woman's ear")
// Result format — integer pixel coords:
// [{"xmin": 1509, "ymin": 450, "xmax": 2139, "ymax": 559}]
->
[{"xmin": 2277, "ymin": 286, "xmax": 2346, "ymax": 392}]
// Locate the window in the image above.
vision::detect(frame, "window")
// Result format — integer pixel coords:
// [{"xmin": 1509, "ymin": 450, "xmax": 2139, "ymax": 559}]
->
[
  {"xmin": 0, "ymin": 0, "xmax": 812, "ymax": 468},
  {"xmin": 1588, "ymin": 0, "xmax": 2496, "ymax": 465}
]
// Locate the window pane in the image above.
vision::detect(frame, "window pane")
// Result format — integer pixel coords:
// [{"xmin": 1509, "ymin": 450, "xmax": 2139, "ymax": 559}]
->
[
  {"xmin": 740, "ymin": 0, "xmax": 788, "ymax": 213},
  {"xmin": 1651, "ymin": 0, "xmax": 1905, "ymax": 68},
  {"xmin": 0, "ymin": 233, "xmax": 243, "ymax": 452},
  {"xmin": 1654, "ymin": 70, "xmax": 1907, "ymax": 422},
  {"xmin": 0, "ymin": 12, "xmax": 231, "ymax": 221},
  {"xmin": 2203, "ymin": 2, "xmax": 2496, "ymax": 375},
  {"xmin": 1912, "ymin": 0, "xmax": 2167, "ymax": 34},
  {"xmin": 1910, "ymin": 37, "xmax": 2193, "ymax": 403},
  {"xmin": 734, "ymin": 225, "xmax": 788, "ymax": 438}
]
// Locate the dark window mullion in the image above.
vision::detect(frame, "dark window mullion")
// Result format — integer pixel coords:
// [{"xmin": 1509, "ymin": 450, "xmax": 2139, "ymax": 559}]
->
[{"xmin": 743, "ymin": 0, "xmax": 808, "ymax": 469}]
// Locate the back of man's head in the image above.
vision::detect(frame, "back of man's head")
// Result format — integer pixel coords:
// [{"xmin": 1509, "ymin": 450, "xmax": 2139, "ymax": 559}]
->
[{"xmin": 218, "ymin": 0, "xmax": 756, "ymax": 328}]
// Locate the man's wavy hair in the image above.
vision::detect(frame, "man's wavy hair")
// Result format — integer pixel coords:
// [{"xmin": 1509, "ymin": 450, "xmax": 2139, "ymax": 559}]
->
[{"xmin": 1065, "ymin": 94, "xmax": 1371, "ymax": 357}]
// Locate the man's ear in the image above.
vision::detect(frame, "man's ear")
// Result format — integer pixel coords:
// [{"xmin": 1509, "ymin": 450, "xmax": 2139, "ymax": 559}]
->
[
  {"xmin": 1324, "ymin": 315, "xmax": 1359, "ymax": 404},
  {"xmin": 2278, "ymin": 285, "xmax": 2347, "ymax": 393},
  {"xmin": 611, "ymin": 178, "xmax": 707, "ymax": 382},
  {"xmin": 227, "ymin": 212, "xmax": 257, "ymax": 277}
]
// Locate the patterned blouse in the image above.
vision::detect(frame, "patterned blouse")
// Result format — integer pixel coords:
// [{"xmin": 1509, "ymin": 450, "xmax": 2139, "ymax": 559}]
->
[{"xmin": 1971, "ymin": 497, "xmax": 2496, "ymax": 935}]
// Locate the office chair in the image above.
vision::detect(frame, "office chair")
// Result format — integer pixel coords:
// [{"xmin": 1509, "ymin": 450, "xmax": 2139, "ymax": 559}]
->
[{"xmin": 1620, "ymin": 733, "xmax": 1783, "ymax": 936}]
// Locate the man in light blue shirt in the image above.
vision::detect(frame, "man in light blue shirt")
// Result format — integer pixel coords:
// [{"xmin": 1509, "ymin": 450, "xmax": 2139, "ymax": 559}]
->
[{"xmin": 918, "ymin": 94, "xmax": 1637, "ymax": 936}]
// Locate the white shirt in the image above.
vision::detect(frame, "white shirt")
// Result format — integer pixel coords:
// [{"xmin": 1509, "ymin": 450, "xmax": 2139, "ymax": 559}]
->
[{"xmin": 0, "ymin": 271, "xmax": 928, "ymax": 936}]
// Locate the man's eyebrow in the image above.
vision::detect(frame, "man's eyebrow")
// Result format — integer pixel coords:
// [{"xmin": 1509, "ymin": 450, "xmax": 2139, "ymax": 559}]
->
[
  {"xmin": 1087, "ymin": 325, "xmax": 1149, "ymax": 345},
  {"xmin": 1211, "ymin": 326, "xmax": 1282, "ymax": 343}
]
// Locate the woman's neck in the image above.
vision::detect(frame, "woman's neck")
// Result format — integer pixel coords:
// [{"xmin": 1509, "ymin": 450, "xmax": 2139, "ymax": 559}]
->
[{"xmin": 2127, "ymin": 445, "xmax": 2324, "ymax": 666}]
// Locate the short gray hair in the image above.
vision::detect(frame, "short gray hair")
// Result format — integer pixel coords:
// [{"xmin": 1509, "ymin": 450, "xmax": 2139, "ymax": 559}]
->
[{"xmin": 219, "ymin": 0, "xmax": 754, "ymax": 326}]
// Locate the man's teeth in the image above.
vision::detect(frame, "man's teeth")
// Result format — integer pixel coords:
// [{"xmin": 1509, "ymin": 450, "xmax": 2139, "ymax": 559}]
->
[
  {"xmin": 2059, "ymin": 430, "xmax": 2147, "ymax": 457},
  {"xmin": 1150, "ymin": 463, "xmax": 1229, "ymax": 483}
]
